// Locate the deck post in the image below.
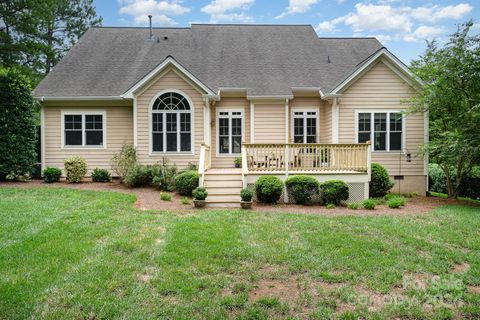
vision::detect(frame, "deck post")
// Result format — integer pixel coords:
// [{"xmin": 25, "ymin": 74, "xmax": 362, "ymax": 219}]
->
[{"xmin": 284, "ymin": 144, "xmax": 289, "ymax": 203}]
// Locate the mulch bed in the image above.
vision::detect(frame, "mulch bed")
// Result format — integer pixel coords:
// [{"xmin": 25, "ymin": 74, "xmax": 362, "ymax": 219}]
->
[{"xmin": 1, "ymin": 179, "xmax": 476, "ymax": 216}]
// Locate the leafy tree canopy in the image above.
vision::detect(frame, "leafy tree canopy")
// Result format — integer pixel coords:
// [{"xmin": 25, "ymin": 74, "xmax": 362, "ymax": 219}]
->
[{"xmin": 410, "ymin": 21, "xmax": 480, "ymax": 197}]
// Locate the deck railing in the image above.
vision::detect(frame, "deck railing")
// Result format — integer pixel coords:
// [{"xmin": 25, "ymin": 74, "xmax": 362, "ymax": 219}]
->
[
  {"xmin": 242, "ymin": 143, "xmax": 370, "ymax": 173},
  {"xmin": 198, "ymin": 144, "xmax": 211, "ymax": 187}
]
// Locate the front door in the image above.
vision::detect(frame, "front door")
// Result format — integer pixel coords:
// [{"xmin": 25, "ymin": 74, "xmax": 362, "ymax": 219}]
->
[{"xmin": 218, "ymin": 110, "xmax": 243, "ymax": 155}]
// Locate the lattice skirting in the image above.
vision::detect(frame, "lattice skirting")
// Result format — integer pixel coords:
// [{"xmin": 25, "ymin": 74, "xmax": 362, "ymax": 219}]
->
[{"xmin": 247, "ymin": 182, "xmax": 366, "ymax": 204}]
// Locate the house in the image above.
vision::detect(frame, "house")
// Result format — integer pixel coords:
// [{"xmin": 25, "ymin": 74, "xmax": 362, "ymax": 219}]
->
[{"xmin": 34, "ymin": 24, "xmax": 428, "ymax": 204}]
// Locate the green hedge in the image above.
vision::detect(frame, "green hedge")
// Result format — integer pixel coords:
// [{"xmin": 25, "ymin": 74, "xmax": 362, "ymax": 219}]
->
[
  {"xmin": 320, "ymin": 180, "xmax": 349, "ymax": 205},
  {"xmin": 369, "ymin": 163, "xmax": 394, "ymax": 198},
  {"xmin": 255, "ymin": 176, "xmax": 284, "ymax": 204},
  {"xmin": 285, "ymin": 175, "xmax": 320, "ymax": 204},
  {"xmin": 174, "ymin": 171, "xmax": 199, "ymax": 196}
]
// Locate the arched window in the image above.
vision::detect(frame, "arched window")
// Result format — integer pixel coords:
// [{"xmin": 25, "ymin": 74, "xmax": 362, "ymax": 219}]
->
[{"xmin": 151, "ymin": 91, "xmax": 192, "ymax": 153}]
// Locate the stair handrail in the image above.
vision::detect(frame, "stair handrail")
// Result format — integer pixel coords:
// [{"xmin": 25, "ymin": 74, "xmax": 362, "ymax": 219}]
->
[
  {"xmin": 198, "ymin": 144, "xmax": 209, "ymax": 187},
  {"xmin": 241, "ymin": 145, "xmax": 248, "ymax": 189}
]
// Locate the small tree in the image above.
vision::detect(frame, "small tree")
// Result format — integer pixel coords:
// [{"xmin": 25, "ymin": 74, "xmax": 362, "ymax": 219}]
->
[
  {"xmin": 0, "ymin": 68, "xmax": 37, "ymax": 180},
  {"xmin": 110, "ymin": 143, "xmax": 137, "ymax": 181},
  {"xmin": 410, "ymin": 21, "xmax": 480, "ymax": 198}
]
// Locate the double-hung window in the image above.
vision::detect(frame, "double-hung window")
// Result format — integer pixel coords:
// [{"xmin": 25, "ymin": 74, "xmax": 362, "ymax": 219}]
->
[
  {"xmin": 63, "ymin": 111, "xmax": 105, "ymax": 147},
  {"xmin": 151, "ymin": 91, "xmax": 192, "ymax": 153},
  {"xmin": 357, "ymin": 111, "xmax": 403, "ymax": 152},
  {"xmin": 293, "ymin": 110, "xmax": 317, "ymax": 143}
]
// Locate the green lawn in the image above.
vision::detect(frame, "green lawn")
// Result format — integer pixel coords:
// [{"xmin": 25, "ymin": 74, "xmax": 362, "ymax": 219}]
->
[{"xmin": 1, "ymin": 187, "xmax": 479, "ymax": 319}]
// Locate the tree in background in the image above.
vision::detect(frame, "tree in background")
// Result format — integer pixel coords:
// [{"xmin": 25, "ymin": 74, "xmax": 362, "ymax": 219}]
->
[
  {"xmin": 410, "ymin": 21, "xmax": 480, "ymax": 198},
  {"xmin": 0, "ymin": 0, "xmax": 102, "ymax": 84},
  {"xmin": 0, "ymin": 68, "xmax": 38, "ymax": 180}
]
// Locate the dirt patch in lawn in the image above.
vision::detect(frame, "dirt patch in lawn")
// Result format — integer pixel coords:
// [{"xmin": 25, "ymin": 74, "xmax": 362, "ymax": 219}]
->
[
  {"xmin": 1, "ymin": 180, "xmax": 476, "ymax": 216},
  {"xmin": 452, "ymin": 262, "xmax": 470, "ymax": 273},
  {"xmin": 467, "ymin": 285, "xmax": 480, "ymax": 294}
]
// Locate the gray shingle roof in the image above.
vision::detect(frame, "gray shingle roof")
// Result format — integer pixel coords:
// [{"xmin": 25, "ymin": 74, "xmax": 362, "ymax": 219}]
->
[{"xmin": 34, "ymin": 24, "xmax": 383, "ymax": 98}]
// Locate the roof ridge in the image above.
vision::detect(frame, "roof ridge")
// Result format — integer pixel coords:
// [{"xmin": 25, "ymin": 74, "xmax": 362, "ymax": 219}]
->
[
  {"xmin": 318, "ymin": 37, "xmax": 378, "ymax": 39},
  {"xmin": 191, "ymin": 23, "xmax": 312, "ymax": 26},
  {"xmin": 90, "ymin": 26, "xmax": 191, "ymax": 29}
]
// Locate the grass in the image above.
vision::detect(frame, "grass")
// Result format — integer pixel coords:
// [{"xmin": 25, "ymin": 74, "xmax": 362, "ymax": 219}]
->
[
  {"xmin": 430, "ymin": 191, "xmax": 480, "ymax": 204},
  {"xmin": 1, "ymin": 187, "xmax": 480, "ymax": 319}
]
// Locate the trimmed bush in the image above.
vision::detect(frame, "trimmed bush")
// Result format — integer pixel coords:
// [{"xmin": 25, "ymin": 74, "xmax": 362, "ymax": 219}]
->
[
  {"xmin": 319, "ymin": 180, "xmax": 349, "ymax": 205},
  {"xmin": 181, "ymin": 197, "xmax": 190, "ymax": 205},
  {"xmin": 347, "ymin": 203, "xmax": 359, "ymax": 210},
  {"xmin": 388, "ymin": 198, "xmax": 403, "ymax": 208},
  {"xmin": 369, "ymin": 163, "xmax": 394, "ymax": 198},
  {"xmin": 64, "ymin": 157, "xmax": 87, "ymax": 183},
  {"xmin": 174, "ymin": 171, "xmax": 199, "ymax": 196},
  {"xmin": 362, "ymin": 199, "xmax": 376, "ymax": 210},
  {"xmin": 91, "ymin": 168, "xmax": 111, "ymax": 182},
  {"xmin": 124, "ymin": 165, "xmax": 157, "ymax": 188},
  {"xmin": 285, "ymin": 175, "xmax": 320, "ymax": 204},
  {"xmin": 192, "ymin": 187, "xmax": 208, "ymax": 200},
  {"xmin": 0, "ymin": 68, "xmax": 37, "ymax": 181},
  {"xmin": 255, "ymin": 176, "xmax": 284, "ymax": 204},
  {"xmin": 160, "ymin": 192, "xmax": 172, "ymax": 201},
  {"xmin": 110, "ymin": 143, "xmax": 137, "ymax": 182},
  {"xmin": 240, "ymin": 188, "xmax": 254, "ymax": 202},
  {"xmin": 326, "ymin": 203, "xmax": 336, "ymax": 209},
  {"xmin": 43, "ymin": 167, "xmax": 62, "ymax": 183}
]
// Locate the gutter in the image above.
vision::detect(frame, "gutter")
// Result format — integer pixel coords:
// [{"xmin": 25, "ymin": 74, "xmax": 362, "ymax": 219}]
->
[{"xmin": 37, "ymin": 96, "xmax": 128, "ymax": 102}]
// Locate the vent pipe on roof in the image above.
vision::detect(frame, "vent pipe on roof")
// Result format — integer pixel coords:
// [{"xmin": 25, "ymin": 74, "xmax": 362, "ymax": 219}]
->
[{"xmin": 148, "ymin": 15, "xmax": 153, "ymax": 40}]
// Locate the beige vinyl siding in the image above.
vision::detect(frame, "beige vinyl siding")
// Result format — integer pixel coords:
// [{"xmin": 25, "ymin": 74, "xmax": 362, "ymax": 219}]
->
[
  {"xmin": 43, "ymin": 105, "xmax": 133, "ymax": 173},
  {"xmin": 135, "ymin": 68, "xmax": 204, "ymax": 168},
  {"xmin": 254, "ymin": 104, "xmax": 285, "ymax": 143},
  {"xmin": 322, "ymin": 102, "xmax": 332, "ymax": 143},
  {"xmin": 339, "ymin": 60, "xmax": 425, "ymax": 177},
  {"xmin": 211, "ymin": 98, "xmax": 250, "ymax": 168}
]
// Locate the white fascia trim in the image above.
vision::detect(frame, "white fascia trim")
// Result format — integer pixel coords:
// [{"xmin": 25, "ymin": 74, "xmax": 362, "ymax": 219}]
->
[
  {"xmin": 247, "ymin": 95, "xmax": 294, "ymax": 101},
  {"xmin": 291, "ymin": 87, "xmax": 321, "ymax": 95},
  {"xmin": 218, "ymin": 87, "xmax": 247, "ymax": 94},
  {"xmin": 330, "ymin": 48, "xmax": 422, "ymax": 95},
  {"xmin": 38, "ymin": 96, "xmax": 125, "ymax": 101},
  {"xmin": 40, "ymin": 106, "xmax": 45, "ymax": 170},
  {"xmin": 122, "ymin": 57, "xmax": 215, "ymax": 98}
]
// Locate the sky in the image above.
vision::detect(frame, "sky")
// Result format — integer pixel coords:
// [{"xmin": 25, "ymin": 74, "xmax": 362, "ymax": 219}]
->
[{"xmin": 92, "ymin": 0, "xmax": 479, "ymax": 64}]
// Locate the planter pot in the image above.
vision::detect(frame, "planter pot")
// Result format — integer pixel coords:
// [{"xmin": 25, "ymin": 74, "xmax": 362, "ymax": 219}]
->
[
  {"xmin": 240, "ymin": 200, "xmax": 253, "ymax": 209},
  {"xmin": 234, "ymin": 163, "xmax": 241, "ymax": 168},
  {"xmin": 193, "ymin": 199, "xmax": 206, "ymax": 208}
]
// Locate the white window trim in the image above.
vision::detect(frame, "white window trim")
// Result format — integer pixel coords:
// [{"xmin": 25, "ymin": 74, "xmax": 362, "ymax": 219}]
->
[
  {"xmin": 354, "ymin": 110, "xmax": 407, "ymax": 153},
  {"xmin": 216, "ymin": 108, "xmax": 245, "ymax": 157},
  {"xmin": 148, "ymin": 89, "xmax": 195, "ymax": 156},
  {"xmin": 290, "ymin": 108, "xmax": 320, "ymax": 144},
  {"xmin": 61, "ymin": 110, "xmax": 107, "ymax": 149}
]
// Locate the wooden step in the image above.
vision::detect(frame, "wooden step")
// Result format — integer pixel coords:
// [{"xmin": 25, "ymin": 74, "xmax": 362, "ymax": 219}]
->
[
  {"xmin": 204, "ymin": 180, "xmax": 243, "ymax": 188},
  {"xmin": 206, "ymin": 187, "xmax": 242, "ymax": 195},
  {"xmin": 207, "ymin": 194, "xmax": 241, "ymax": 202},
  {"xmin": 203, "ymin": 173, "xmax": 242, "ymax": 181}
]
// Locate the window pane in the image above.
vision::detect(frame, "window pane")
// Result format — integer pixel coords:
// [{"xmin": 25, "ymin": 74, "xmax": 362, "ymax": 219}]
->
[
  {"xmin": 374, "ymin": 132, "xmax": 386, "ymax": 151},
  {"xmin": 65, "ymin": 131, "xmax": 82, "ymax": 146},
  {"xmin": 219, "ymin": 118, "xmax": 229, "ymax": 136},
  {"xmin": 374, "ymin": 113, "xmax": 387, "ymax": 131},
  {"xmin": 232, "ymin": 136, "xmax": 241, "ymax": 153},
  {"xmin": 219, "ymin": 136, "xmax": 229, "ymax": 154},
  {"xmin": 390, "ymin": 132, "xmax": 402, "ymax": 151},
  {"xmin": 232, "ymin": 118, "xmax": 242, "ymax": 136},
  {"xmin": 358, "ymin": 132, "xmax": 371, "ymax": 143},
  {"xmin": 306, "ymin": 118, "xmax": 316, "ymax": 136},
  {"xmin": 306, "ymin": 135, "xmax": 316, "ymax": 143},
  {"xmin": 359, "ymin": 113, "xmax": 371, "ymax": 132},
  {"xmin": 166, "ymin": 133, "xmax": 177, "ymax": 151},
  {"xmin": 180, "ymin": 113, "xmax": 190, "ymax": 132},
  {"xmin": 86, "ymin": 115, "xmax": 103, "ymax": 130},
  {"xmin": 180, "ymin": 133, "xmax": 191, "ymax": 152},
  {"xmin": 294, "ymin": 135, "xmax": 304, "ymax": 143},
  {"xmin": 390, "ymin": 113, "xmax": 402, "ymax": 131},
  {"xmin": 65, "ymin": 115, "xmax": 82, "ymax": 130},
  {"xmin": 152, "ymin": 113, "xmax": 163, "ymax": 132},
  {"xmin": 166, "ymin": 113, "xmax": 177, "ymax": 132},
  {"xmin": 152, "ymin": 132, "xmax": 163, "ymax": 152},
  {"xmin": 86, "ymin": 131, "xmax": 103, "ymax": 146},
  {"xmin": 294, "ymin": 118, "xmax": 304, "ymax": 136}
]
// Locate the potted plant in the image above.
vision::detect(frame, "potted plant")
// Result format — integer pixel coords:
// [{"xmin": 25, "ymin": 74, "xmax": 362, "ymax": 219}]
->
[
  {"xmin": 192, "ymin": 187, "xmax": 208, "ymax": 208},
  {"xmin": 234, "ymin": 157, "xmax": 242, "ymax": 168},
  {"xmin": 240, "ymin": 188, "xmax": 254, "ymax": 209}
]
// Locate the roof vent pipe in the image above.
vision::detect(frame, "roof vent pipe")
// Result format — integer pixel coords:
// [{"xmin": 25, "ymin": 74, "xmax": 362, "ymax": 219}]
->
[{"xmin": 148, "ymin": 15, "xmax": 153, "ymax": 40}]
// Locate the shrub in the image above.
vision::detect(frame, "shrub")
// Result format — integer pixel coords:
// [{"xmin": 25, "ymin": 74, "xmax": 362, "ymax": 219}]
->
[
  {"xmin": 181, "ymin": 197, "xmax": 190, "ymax": 205},
  {"xmin": 174, "ymin": 171, "xmax": 199, "ymax": 196},
  {"xmin": 255, "ymin": 176, "xmax": 284, "ymax": 204},
  {"xmin": 124, "ymin": 165, "xmax": 156, "ymax": 188},
  {"xmin": 348, "ymin": 203, "xmax": 359, "ymax": 210},
  {"xmin": 240, "ymin": 188, "xmax": 254, "ymax": 202},
  {"xmin": 91, "ymin": 168, "xmax": 111, "ymax": 182},
  {"xmin": 43, "ymin": 167, "xmax": 62, "ymax": 183},
  {"xmin": 320, "ymin": 180, "xmax": 349, "ymax": 205},
  {"xmin": 362, "ymin": 199, "xmax": 376, "ymax": 210},
  {"xmin": 160, "ymin": 192, "xmax": 172, "ymax": 201},
  {"xmin": 234, "ymin": 157, "xmax": 242, "ymax": 168},
  {"xmin": 388, "ymin": 198, "xmax": 403, "ymax": 208},
  {"xmin": 384, "ymin": 193, "xmax": 398, "ymax": 201},
  {"xmin": 192, "ymin": 187, "xmax": 208, "ymax": 200},
  {"xmin": 0, "ymin": 69, "xmax": 37, "ymax": 181},
  {"xmin": 64, "ymin": 157, "xmax": 87, "ymax": 183},
  {"xmin": 152, "ymin": 158, "xmax": 177, "ymax": 191},
  {"xmin": 326, "ymin": 203, "xmax": 336, "ymax": 209},
  {"xmin": 369, "ymin": 163, "xmax": 394, "ymax": 198},
  {"xmin": 110, "ymin": 143, "xmax": 137, "ymax": 182},
  {"xmin": 285, "ymin": 175, "xmax": 320, "ymax": 204}
]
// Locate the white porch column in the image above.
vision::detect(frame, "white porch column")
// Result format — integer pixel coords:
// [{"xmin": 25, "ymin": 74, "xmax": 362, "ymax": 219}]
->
[
  {"xmin": 203, "ymin": 97, "xmax": 211, "ymax": 145},
  {"xmin": 133, "ymin": 98, "xmax": 138, "ymax": 147},
  {"xmin": 331, "ymin": 97, "xmax": 339, "ymax": 143},
  {"xmin": 250, "ymin": 102, "xmax": 254, "ymax": 143},
  {"xmin": 284, "ymin": 98, "xmax": 289, "ymax": 143}
]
